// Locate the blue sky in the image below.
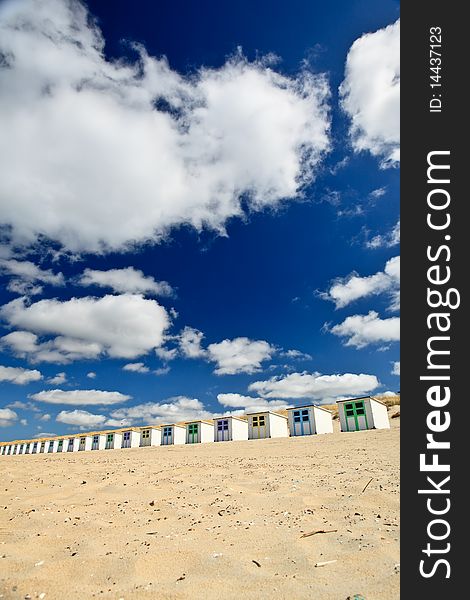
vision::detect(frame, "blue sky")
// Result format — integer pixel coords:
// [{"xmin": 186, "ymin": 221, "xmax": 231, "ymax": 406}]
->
[{"xmin": 0, "ymin": 0, "xmax": 400, "ymax": 439}]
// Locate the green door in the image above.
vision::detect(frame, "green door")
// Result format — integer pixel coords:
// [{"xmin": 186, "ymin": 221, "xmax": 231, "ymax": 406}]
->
[
  {"xmin": 344, "ymin": 401, "xmax": 369, "ymax": 431},
  {"xmin": 188, "ymin": 423, "xmax": 199, "ymax": 443}
]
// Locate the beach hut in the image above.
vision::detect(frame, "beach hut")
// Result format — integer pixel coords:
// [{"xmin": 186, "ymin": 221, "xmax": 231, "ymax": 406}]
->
[
  {"xmin": 185, "ymin": 420, "xmax": 214, "ymax": 444},
  {"xmin": 139, "ymin": 426, "xmax": 161, "ymax": 447},
  {"xmin": 214, "ymin": 416, "xmax": 249, "ymax": 442},
  {"xmin": 90, "ymin": 433, "xmax": 106, "ymax": 451},
  {"xmin": 55, "ymin": 438, "xmax": 66, "ymax": 453},
  {"xmin": 121, "ymin": 429, "xmax": 140, "ymax": 449},
  {"xmin": 160, "ymin": 424, "xmax": 186, "ymax": 446},
  {"xmin": 78, "ymin": 435, "xmax": 92, "ymax": 451},
  {"xmin": 1, "ymin": 444, "xmax": 7, "ymax": 456},
  {"xmin": 287, "ymin": 405, "xmax": 334, "ymax": 436},
  {"xmin": 24, "ymin": 442, "xmax": 31, "ymax": 454},
  {"xmin": 39, "ymin": 440, "xmax": 47, "ymax": 453},
  {"xmin": 104, "ymin": 431, "xmax": 123, "ymax": 450},
  {"xmin": 247, "ymin": 411, "xmax": 289, "ymax": 440},
  {"xmin": 31, "ymin": 441, "xmax": 39, "ymax": 454},
  {"xmin": 337, "ymin": 396, "xmax": 390, "ymax": 432}
]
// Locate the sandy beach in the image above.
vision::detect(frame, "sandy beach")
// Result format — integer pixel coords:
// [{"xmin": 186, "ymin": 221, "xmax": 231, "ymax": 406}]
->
[{"xmin": 0, "ymin": 418, "xmax": 399, "ymax": 600}]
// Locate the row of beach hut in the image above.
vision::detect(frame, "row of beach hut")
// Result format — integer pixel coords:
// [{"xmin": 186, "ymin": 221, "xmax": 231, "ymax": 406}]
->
[{"xmin": 0, "ymin": 397, "xmax": 390, "ymax": 457}]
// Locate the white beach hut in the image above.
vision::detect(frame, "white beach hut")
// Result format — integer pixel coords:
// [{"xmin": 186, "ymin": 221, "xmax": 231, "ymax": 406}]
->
[
  {"xmin": 160, "ymin": 424, "xmax": 186, "ymax": 446},
  {"xmin": 46, "ymin": 439, "xmax": 56, "ymax": 453},
  {"xmin": 247, "ymin": 411, "xmax": 289, "ymax": 440},
  {"xmin": 337, "ymin": 396, "xmax": 390, "ymax": 432},
  {"xmin": 77, "ymin": 435, "xmax": 92, "ymax": 452},
  {"xmin": 104, "ymin": 431, "xmax": 123, "ymax": 450},
  {"xmin": 287, "ymin": 405, "xmax": 334, "ymax": 436},
  {"xmin": 65, "ymin": 437, "xmax": 80, "ymax": 452},
  {"xmin": 90, "ymin": 432, "xmax": 106, "ymax": 451},
  {"xmin": 31, "ymin": 441, "xmax": 39, "ymax": 454},
  {"xmin": 1, "ymin": 444, "xmax": 7, "ymax": 456},
  {"xmin": 214, "ymin": 416, "xmax": 249, "ymax": 442},
  {"xmin": 140, "ymin": 426, "xmax": 161, "ymax": 447},
  {"xmin": 24, "ymin": 442, "xmax": 31, "ymax": 454},
  {"xmin": 185, "ymin": 420, "xmax": 214, "ymax": 444},
  {"xmin": 55, "ymin": 438, "xmax": 67, "ymax": 453},
  {"xmin": 121, "ymin": 429, "xmax": 140, "ymax": 449}
]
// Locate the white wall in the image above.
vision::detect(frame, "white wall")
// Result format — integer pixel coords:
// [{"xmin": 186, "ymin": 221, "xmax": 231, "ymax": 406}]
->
[
  {"xmin": 231, "ymin": 418, "xmax": 249, "ymax": 441},
  {"xmin": 172, "ymin": 426, "xmax": 186, "ymax": 445},
  {"xmin": 269, "ymin": 414, "xmax": 289, "ymax": 438},
  {"xmin": 313, "ymin": 407, "xmax": 334, "ymax": 434},
  {"xmin": 200, "ymin": 422, "xmax": 214, "ymax": 443},
  {"xmin": 370, "ymin": 399, "xmax": 391, "ymax": 429}
]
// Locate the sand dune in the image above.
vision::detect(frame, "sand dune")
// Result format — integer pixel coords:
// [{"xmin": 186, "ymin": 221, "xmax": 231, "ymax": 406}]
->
[{"xmin": 0, "ymin": 418, "xmax": 399, "ymax": 599}]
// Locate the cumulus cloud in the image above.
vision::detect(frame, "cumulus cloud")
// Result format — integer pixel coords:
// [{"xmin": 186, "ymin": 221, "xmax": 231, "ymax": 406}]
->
[
  {"xmin": 7, "ymin": 400, "xmax": 40, "ymax": 411},
  {"xmin": 323, "ymin": 256, "xmax": 400, "ymax": 311},
  {"xmin": 38, "ymin": 413, "xmax": 51, "ymax": 421},
  {"xmin": 47, "ymin": 371, "xmax": 67, "ymax": 385},
  {"xmin": 392, "ymin": 361, "xmax": 400, "ymax": 376},
  {"xmin": 79, "ymin": 267, "xmax": 173, "ymax": 297},
  {"xmin": 0, "ymin": 407, "xmax": 18, "ymax": 427},
  {"xmin": 122, "ymin": 362, "xmax": 149, "ymax": 373},
  {"xmin": 20, "ymin": 418, "xmax": 28, "ymax": 425},
  {"xmin": 86, "ymin": 372, "xmax": 96, "ymax": 379},
  {"xmin": 366, "ymin": 220, "xmax": 400, "ymax": 249},
  {"xmin": 56, "ymin": 409, "xmax": 106, "ymax": 429},
  {"xmin": 29, "ymin": 389, "xmax": 131, "ymax": 405},
  {"xmin": 0, "ymin": 0, "xmax": 330, "ymax": 254},
  {"xmin": 0, "ymin": 258, "xmax": 64, "ymax": 295},
  {"xmin": 217, "ymin": 393, "xmax": 288, "ymax": 413},
  {"xmin": 248, "ymin": 371, "xmax": 379, "ymax": 401},
  {"xmin": 207, "ymin": 337, "xmax": 275, "ymax": 375},
  {"xmin": 178, "ymin": 326, "xmax": 206, "ymax": 359},
  {"xmin": 329, "ymin": 311, "xmax": 400, "ymax": 348},
  {"xmin": 0, "ymin": 363, "xmax": 42, "ymax": 384},
  {"xmin": 109, "ymin": 396, "xmax": 214, "ymax": 425},
  {"xmin": 340, "ymin": 19, "xmax": 399, "ymax": 166},
  {"xmin": 1, "ymin": 293, "xmax": 170, "ymax": 361}
]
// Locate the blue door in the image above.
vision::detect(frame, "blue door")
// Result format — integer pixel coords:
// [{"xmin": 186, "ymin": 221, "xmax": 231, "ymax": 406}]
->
[
  {"xmin": 122, "ymin": 431, "xmax": 131, "ymax": 448},
  {"xmin": 292, "ymin": 409, "xmax": 312, "ymax": 436},
  {"xmin": 162, "ymin": 426, "xmax": 173, "ymax": 445}
]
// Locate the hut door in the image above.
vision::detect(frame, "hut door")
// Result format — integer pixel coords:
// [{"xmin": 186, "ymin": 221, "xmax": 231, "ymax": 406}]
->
[
  {"xmin": 188, "ymin": 423, "xmax": 199, "ymax": 443},
  {"xmin": 162, "ymin": 427, "xmax": 173, "ymax": 445},
  {"xmin": 105, "ymin": 434, "xmax": 114, "ymax": 449},
  {"xmin": 79, "ymin": 438, "xmax": 86, "ymax": 451},
  {"xmin": 91, "ymin": 436, "xmax": 99, "ymax": 450},
  {"xmin": 252, "ymin": 415, "xmax": 267, "ymax": 439},
  {"xmin": 344, "ymin": 401, "xmax": 369, "ymax": 431},
  {"xmin": 216, "ymin": 419, "xmax": 229, "ymax": 441},
  {"xmin": 292, "ymin": 409, "xmax": 312, "ymax": 436},
  {"xmin": 141, "ymin": 429, "xmax": 150, "ymax": 446},
  {"xmin": 122, "ymin": 431, "xmax": 131, "ymax": 448}
]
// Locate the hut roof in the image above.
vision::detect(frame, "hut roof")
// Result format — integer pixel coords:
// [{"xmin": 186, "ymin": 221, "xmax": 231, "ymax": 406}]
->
[
  {"xmin": 286, "ymin": 404, "xmax": 333, "ymax": 413},
  {"xmin": 245, "ymin": 410, "xmax": 288, "ymax": 419}
]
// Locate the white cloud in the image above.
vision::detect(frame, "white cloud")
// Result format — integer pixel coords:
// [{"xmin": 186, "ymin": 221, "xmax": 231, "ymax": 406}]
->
[
  {"xmin": 122, "ymin": 362, "xmax": 149, "ymax": 373},
  {"xmin": 7, "ymin": 400, "xmax": 40, "ymax": 411},
  {"xmin": 0, "ymin": 407, "xmax": 18, "ymax": 427},
  {"xmin": 0, "ymin": 363, "xmax": 42, "ymax": 384},
  {"xmin": 0, "ymin": 0, "xmax": 330, "ymax": 254},
  {"xmin": 248, "ymin": 371, "xmax": 379, "ymax": 401},
  {"xmin": 29, "ymin": 389, "xmax": 131, "ymax": 405},
  {"xmin": 154, "ymin": 366, "xmax": 170, "ymax": 376},
  {"xmin": 1, "ymin": 293, "xmax": 170, "ymax": 361},
  {"xmin": 323, "ymin": 256, "xmax": 400, "ymax": 311},
  {"xmin": 47, "ymin": 371, "xmax": 67, "ymax": 385},
  {"xmin": 109, "ymin": 396, "xmax": 214, "ymax": 424},
  {"xmin": 392, "ymin": 361, "xmax": 400, "ymax": 376},
  {"xmin": 0, "ymin": 258, "xmax": 64, "ymax": 295},
  {"xmin": 207, "ymin": 337, "xmax": 274, "ymax": 375},
  {"xmin": 329, "ymin": 310, "xmax": 400, "ymax": 348},
  {"xmin": 56, "ymin": 409, "xmax": 106, "ymax": 429},
  {"xmin": 39, "ymin": 413, "xmax": 51, "ymax": 422},
  {"xmin": 178, "ymin": 326, "xmax": 206, "ymax": 359},
  {"xmin": 370, "ymin": 187, "xmax": 387, "ymax": 199},
  {"xmin": 86, "ymin": 371, "xmax": 96, "ymax": 379},
  {"xmin": 340, "ymin": 19, "xmax": 399, "ymax": 166},
  {"xmin": 217, "ymin": 393, "xmax": 288, "ymax": 413},
  {"xmin": 366, "ymin": 220, "xmax": 400, "ymax": 249},
  {"xmin": 20, "ymin": 418, "xmax": 28, "ymax": 425},
  {"xmin": 33, "ymin": 431, "xmax": 57, "ymax": 438},
  {"xmin": 155, "ymin": 346, "xmax": 178, "ymax": 362},
  {"xmin": 79, "ymin": 267, "xmax": 173, "ymax": 297},
  {"xmin": 280, "ymin": 349, "xmax": 312, "ymax": 360}
]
